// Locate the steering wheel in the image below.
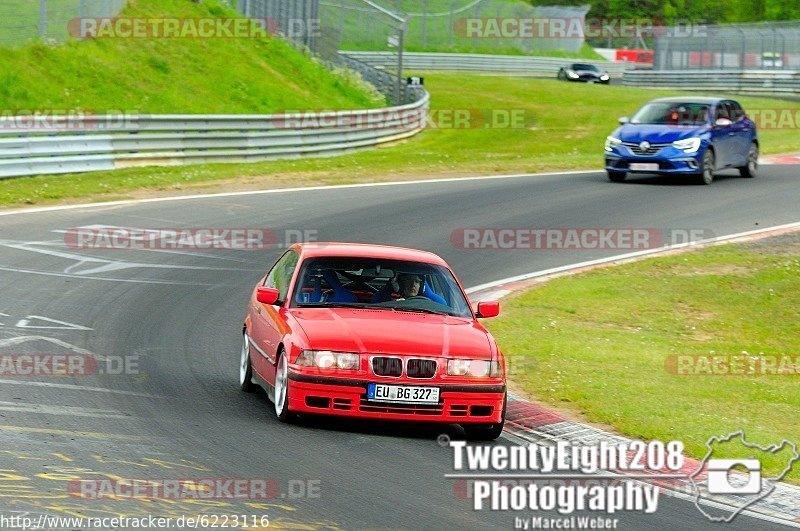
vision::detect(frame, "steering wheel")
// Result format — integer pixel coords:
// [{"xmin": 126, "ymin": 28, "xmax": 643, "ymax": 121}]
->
[{"xmin": 402, "ymin": 296, "xmax": 429, "ymax": 301}]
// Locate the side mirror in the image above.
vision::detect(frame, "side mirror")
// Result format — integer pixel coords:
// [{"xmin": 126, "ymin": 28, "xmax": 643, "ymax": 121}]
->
[
  {"xmin": 257, "ymin": 286, "xmax": 280, "ymax": 305},
  {"xmin": 476, "ymin": 301, "xmax": 500, "ymax": 319},
  {"xmin": 714, "ymin": 118, "xmax": 732, "ymax": 128},
  {"xmin": 618, "ymin": 116, "xmax": 630, "ymax": 125}
]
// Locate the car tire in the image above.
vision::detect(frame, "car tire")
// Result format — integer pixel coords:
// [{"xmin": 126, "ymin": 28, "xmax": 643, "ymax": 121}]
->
[
  {"xmin": 739, "ymin": 143, "xmax": 758, "ymax": 178},
  {"xmin": 698, "ymin": 149, "xmax": 715, "ymax": 185},
  {"xmin": 239, "ymin": 333, "xmax": 256, "ymax": 393},
  {"xmin": 274, "ymin": 350, "xmax": 296, "ymax": 423},
  {"xmin": 607, "ymin": 171, "xmax": 626, "ymax": 183},
  {"xmin": 463, "ymin": 393, "xmax": 506, "ymax": 441}
]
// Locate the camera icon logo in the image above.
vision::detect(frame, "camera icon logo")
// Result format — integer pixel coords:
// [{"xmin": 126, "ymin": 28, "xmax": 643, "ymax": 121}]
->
[{"xmin": 706, "ymin": 458, "xmax": 762, "ymax": 495}]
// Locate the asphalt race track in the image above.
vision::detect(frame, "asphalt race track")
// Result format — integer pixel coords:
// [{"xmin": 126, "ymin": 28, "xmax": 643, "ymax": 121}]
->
[{"xmin": 1, "ymin": 166, "xmax": 799, "ymax": 529}]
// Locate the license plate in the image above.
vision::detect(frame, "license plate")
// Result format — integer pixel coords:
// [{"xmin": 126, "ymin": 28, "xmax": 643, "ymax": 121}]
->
[
  {"xmin": 629, "ymin": 163, "xmax": 659, "ymax": 171},
  {"xmin": 367, "ymin": 383, "xmax": 440, "ymax": 404}
]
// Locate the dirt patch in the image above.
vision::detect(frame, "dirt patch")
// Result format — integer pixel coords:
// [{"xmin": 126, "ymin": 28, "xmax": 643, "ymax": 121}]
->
[
  {"xmin": 741, "ymin": 231, "xmax": 800, "ymax": 256},
  {"xmin": 671, "ymin": 263, "xmax": 751, "ymax": 276}
]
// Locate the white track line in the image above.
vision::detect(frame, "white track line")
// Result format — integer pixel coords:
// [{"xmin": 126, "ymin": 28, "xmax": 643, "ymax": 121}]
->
[
  {"xmin": 0, "ymin": 379, "xmax": 166, "ymax": 398},
  {"xmin": 0, "ymin": 169, "xmax": 598, "ymax": 217},
  {"xmin": 466, "ymin": 220, "xmax": 800, "ymax": 294}
]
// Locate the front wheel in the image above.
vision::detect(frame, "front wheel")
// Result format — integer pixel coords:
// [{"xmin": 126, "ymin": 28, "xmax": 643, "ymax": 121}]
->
[
  {"xmin": 274, "ymin": 352, "xmax": 295, "ymax": 423},
  {"xmin": 739, "ymin": 143, "xmax": 758, "ymax": 178},
  {"xmin": 698, "ymin": 149, "xmax": 715, "ymax": 185},
  {"xmin": 239, "ymin": 334, "xmax": 256, "ymax": 393},
  {"xmin": 607, "ymin": 171, "xmax": 626, "ymax": 183}
]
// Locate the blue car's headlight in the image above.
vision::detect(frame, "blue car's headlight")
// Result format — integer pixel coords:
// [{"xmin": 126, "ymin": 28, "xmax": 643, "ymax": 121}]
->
[
  {"xmin": 605, "ymin": 136, "xmax": 622, "ymax": 152},
  {"xmin": 567, "ymin": 71, "xmax": 579, "ymax": 79},
  {"xmin": 672, "ymin": 137, "xmax": 702, "ymax": 154},
  {"xmin": 600, "ymin": 74, "xmax": 610, "ymax": 81}
]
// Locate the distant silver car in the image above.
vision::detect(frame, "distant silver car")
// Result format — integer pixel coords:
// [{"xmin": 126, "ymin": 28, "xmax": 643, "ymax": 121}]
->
[{"xmin": 557, "ymin": 63, "xmax": 610, "ymax": 84}]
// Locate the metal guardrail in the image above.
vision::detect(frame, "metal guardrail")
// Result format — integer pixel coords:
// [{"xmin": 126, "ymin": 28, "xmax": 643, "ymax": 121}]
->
[
  {"xmin": 341, "ymin": 51, "xmax": 634, "ymax": 75},
  {"xmin": 0, "ymin": 92, "xmax": 430, "ymax": 179},
  {"xmin": 623, "ymin": 70, "xmax": 800, "ymax": 94}
]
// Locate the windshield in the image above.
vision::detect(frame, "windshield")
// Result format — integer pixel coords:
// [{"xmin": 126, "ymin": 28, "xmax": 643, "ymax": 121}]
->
[
  {"xmin": 631, "ymin": 102, "xmax": 710, "ymax": 126},
  {"xmin": 571, "ymin": 63, "xmax": 599, "ymax": 72},
  {"xmin": 291, "ymin": 257, "xmax": 472, "ymax": 318}
]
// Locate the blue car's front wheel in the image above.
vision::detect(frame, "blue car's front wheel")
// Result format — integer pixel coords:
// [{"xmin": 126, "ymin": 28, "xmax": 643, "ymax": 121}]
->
[
  {"xmin": 698, "ymin": 149, "xmax": 715, "ymax": 185},
  {"xmin": 607, "ymin": 170, "xmax": 627, "ymax": 183}
]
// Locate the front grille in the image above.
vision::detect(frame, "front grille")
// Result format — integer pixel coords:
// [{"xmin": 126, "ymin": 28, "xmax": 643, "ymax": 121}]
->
[
  {"xmin": 359, "ymin": 399, "xmax": 444, "ymax": 415},
  {"xmin": 372, "ymin": 357, "xmax": 402, "ymax": 377},
  {"xmin": 622, "ymin": 142, "xmax": 670, "ymax": 156},
  {"xmin": 449, "ymin": 404, "xmax": 469, "ymax": 417},
  {"xmin": 406, "ymin": 359, "xmax": 437, "ymax": 379}
]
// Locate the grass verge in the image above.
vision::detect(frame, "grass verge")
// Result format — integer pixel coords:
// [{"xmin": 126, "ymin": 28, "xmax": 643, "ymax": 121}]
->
[
  {"xmin": 487, "ymin": 233, "xmax": 800, "ymax": 483},
  {"xmin": 3, "ymin": 74, "xmax": 800, "ymax": 208},
  {"xmin": 0, "ymin": 0, "xmax": 383, "ymax": 113}
]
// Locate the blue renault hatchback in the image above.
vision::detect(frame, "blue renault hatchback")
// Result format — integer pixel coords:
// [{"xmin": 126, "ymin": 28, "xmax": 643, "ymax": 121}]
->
[{"xmin": 604, "ymin": 97, "xmax": 758, "ymax": 184}]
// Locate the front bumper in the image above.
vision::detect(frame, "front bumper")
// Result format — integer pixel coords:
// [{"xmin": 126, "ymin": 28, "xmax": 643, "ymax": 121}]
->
[
  {"xmin": 568, "ymin": 77, "xmax": 610, "ymax": 84},
  {"xmin": 287, "ymin": 370, "xmax": 506, "ymax": 424},
  {"xmin": 605, "ymin": 145, "xmax": 704, "ymax": 174}
]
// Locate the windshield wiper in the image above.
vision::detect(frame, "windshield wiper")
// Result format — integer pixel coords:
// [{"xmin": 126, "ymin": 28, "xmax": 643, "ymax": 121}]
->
[
  {"xmin": 296, "ymin": 302, "xmax": 454, "ymax": 316},
  {"xmin": 390, "ymin": 307, "xmax": 453, "ymax": 316},
  {"xmin": 296, "ymin": 302, "xmax": 367, "ymax": 309},
  {"xmin": 297, "ymin": 302, "xmax": 397, "ymax": 310}
]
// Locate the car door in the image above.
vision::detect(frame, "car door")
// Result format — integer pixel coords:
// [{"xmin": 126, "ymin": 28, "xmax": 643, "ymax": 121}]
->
[
  {"xmin": 728, "ymin": 100, "xmax": 754, "ymax": 166},
  {"xmin": 249, "ymin": 250, "xmax": 299, "ymax": 386},
  {"xmin": 711, "ymin": 102, "xmax": 736, "ymax": 167}
]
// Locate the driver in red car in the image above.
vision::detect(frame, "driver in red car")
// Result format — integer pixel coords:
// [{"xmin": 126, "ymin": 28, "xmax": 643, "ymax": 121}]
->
[{"xmin": 396, "ymin": 273, "xmax": 422, "ymax": 300}]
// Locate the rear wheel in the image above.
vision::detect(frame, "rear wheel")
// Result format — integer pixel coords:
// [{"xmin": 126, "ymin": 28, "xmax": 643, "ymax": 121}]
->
[
  {"xmin": 274, "ymin": 351, "xmax": 295, "ymax": 423},
  {"xmin": 239, "ymin": 334, "xmax": 256, "ymax": 393},
  {"xmin": 698, "ymin": 149, "xmax": 715, "ymax": 185},
  {"xmin": 607, "ymin": 171, "xmax": 627, "ymax": 183},
  {"xmin": 739, "ymin": 143, "xmax": 758, "ymax": 178},
  {"xmin": 463, "ymin": 394, "xmax": 506, "ymax": 441}
]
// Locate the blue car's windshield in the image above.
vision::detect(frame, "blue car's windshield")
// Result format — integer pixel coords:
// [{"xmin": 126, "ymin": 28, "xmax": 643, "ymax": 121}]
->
[
  {"xmin": 631, "ymin": 103, "xmax": 710, "ymax": 126},
  {"xmin": 291, "ymin": 257, "xmax": 472, "ymax": 318}
]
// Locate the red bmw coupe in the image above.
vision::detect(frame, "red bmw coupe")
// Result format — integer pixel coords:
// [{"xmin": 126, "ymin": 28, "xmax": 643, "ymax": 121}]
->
[{"xmin": 240, "ymin": 243, "xmax": 507, "ymax": 440}]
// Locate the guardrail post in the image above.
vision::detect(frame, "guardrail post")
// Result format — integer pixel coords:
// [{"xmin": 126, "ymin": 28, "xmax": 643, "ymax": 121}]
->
[{"xmin": 396, "ymin": 25, "xmax": 405, "ymax": 105}]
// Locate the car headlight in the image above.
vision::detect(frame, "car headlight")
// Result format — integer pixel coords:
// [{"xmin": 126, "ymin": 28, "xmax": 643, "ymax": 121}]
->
[
  {"xmin": 604, "ymin": 136, "xmax": 622, "ymax": 152},
  {"xmin": 672, "ymin": 137, "xmax": 701, "ymax": 153},
  {"xmin": 600, "ymin": 74, "xmax": 609, "ymax": 81},
  {"xmin": 447, "ymin": 359, "xmax": 501, "ymax": 377},
  {"xmin": 296, "ymin": 350, "xmax": 360, "ymax": 370},
  {"xmin": 567, "ymin": 71, "xmax": 579, "ymax": 79}
]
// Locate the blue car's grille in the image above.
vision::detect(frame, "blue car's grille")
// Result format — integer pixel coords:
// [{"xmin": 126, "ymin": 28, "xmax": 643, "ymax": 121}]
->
[{"xmin": 622, "ymin": 142, "xmax": 671, "ymax": 156}]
